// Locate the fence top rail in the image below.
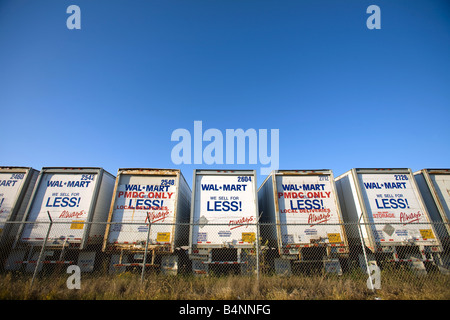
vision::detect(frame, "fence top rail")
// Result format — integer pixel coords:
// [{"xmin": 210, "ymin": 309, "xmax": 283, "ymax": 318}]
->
[{"xmin": 2, "ymin": 221, "xmax": 449, "ymax": 227}]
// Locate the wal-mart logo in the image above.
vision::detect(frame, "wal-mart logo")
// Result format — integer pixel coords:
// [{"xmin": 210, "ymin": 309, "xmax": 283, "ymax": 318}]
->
[{"xmin": 171, "ymin": 121, "xmax": 279, "ymax": 175}]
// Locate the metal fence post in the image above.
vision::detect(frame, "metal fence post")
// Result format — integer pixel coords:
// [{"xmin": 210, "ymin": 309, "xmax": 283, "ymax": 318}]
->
[
  {"xmin": 255, "ymin": 212, "xmax": 262, "ymax": 282},
  {"xmin": 357, "ymin": 217, "xmax": 375, "ymax": 293},
  {"xmin": 141, "ymin": 212, "xmax": 152, "ymax": 284},
  {"xmin": 30, "ymin": 211, "xmax": 53, "ymax": 289}
]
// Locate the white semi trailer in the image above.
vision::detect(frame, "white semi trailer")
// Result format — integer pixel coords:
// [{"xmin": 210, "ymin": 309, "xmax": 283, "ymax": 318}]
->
[
  {"xmin": 6, "ymin": 167, "xmax": 115, "ymax": 273},
  {"xmin": 189, "ymin": 170, "xmax": 259, "ymax": 275},
  {"xmin": 102, "ymin": 168, "xmax": 191, "ymax": 275},
  {"xmin": 414, "ymin": 169, "xmax": 450, "ymax": 271},
  {"xmin": 0, "ymin": 167, "xmax": 39, "ymax": 245},
  {"xmin": 0, "ymin": 167, "xmax": 39, "ymax": 269},
  {"xmin": 335, "ymin": 168, "xmax": 445, "ymax": 274},
  {"xmin": 258, "ymin": 170, "xmax": 348, "ymax": 275},
  {"xmin": 414, "ymin": 169, "xmax": 450, "ymax": 246}
]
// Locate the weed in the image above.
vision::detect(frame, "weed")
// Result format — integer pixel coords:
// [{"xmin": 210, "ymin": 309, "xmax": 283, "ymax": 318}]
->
[{"xmin": 0, "ymin": 271, "xmax": 448, "ymax": 300}]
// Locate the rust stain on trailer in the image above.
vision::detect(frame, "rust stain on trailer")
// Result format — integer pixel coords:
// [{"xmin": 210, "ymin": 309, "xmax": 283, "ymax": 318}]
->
[
  {"xmin": 277, "ymin": 170, "xmax": 328, "ymax": 176},
  {"xmin": 427, "ymin": 169, "xmax": 450, "ymax": 174},
  {"xmin": 119, "ymin": 168, "xmax": 179, "ymax": 176},
  {"xmin": 103, "ymin": 168, "xmax": 186, "ymax": 253},
  {"xmin": 105, "ymin": 243, "xmax": 173, "ymax": 254}
]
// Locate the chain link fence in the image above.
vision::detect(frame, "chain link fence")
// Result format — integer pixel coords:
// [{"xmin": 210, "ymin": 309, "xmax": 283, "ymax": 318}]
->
[{"xmin": 0, "ymin": 220, "xmax": 449, "ymax": 299}]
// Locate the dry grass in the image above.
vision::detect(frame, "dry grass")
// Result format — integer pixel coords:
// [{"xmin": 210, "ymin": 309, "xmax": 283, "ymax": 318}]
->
[{"xmin": 1, "ymin": 269, "xmax": 449, "ymax": 300}]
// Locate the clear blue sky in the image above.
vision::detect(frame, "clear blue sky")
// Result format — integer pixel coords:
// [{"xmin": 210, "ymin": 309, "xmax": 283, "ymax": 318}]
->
[{"xmin": 1, "ymin": 0, "xmax": 449, "ymax": 187}]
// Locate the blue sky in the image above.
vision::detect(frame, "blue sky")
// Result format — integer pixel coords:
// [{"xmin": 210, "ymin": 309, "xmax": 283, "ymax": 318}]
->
[{"xmin": 0, "ymin": 0, "xmax": 449, "ymax": 187}]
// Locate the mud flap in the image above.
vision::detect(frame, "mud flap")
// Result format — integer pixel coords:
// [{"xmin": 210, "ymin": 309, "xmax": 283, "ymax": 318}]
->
[
  {"xmin": 407, "ymin": 255, "xmax": 427, "ymax": 276},
  {"xmin": 274, "ymin": 258, "xmax": 291, "ymax": 276},
  {"xmin": 192, "ymin": 259, "xmax": 208, "ymax": 275},
  {"xmin": 78, "ymin": 251, "xmax": 96, "ymax": 273},
  {"xmin": 240, "ymin": 250, "xmax": 257, "ymax": 275},
  {"xmin": 4, "ymin": 249, "xmax": 26, "ymax": 271},
  {"xmin": 323, "ymin": 258, "xmax": 343, "ymax": 275},
  {"xmin": 109, "ymin": 254, "xmax": 128, "ymax": 274},
  {"xmin": 358, "ymin": 253, "xmax": 377, "ymax": 273},
  {"xmin": 161, "ymin": 255, "xmax": 178, "ymax": 275},
  {"xmin": 439, "ymin": 254, "xmax": 450, "ymax": 274}
]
